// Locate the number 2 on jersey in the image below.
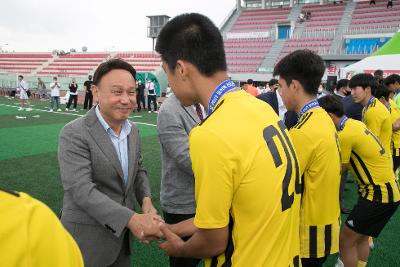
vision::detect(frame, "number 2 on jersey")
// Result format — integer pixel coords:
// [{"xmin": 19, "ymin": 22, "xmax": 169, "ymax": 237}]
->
[{"xmin": 263, "ymin": 121, "xmax": 301, "ymax": 212}]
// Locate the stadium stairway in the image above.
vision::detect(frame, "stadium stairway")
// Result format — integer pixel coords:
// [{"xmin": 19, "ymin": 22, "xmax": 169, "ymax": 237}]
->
[
  {"xmin": 330, "ymin": 0, "xmax": 356, "ymax": 54},
  {"xmin": 259, "ymin": 39, "xmax": 286, "ymax": 72},
  {"xmin": 31, "ymin": 55, "xmax": 57, "ymax": 76}
]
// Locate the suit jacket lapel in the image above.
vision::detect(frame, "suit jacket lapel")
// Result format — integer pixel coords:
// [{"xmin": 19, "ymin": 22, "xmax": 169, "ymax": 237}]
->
[
  {"xmin": 85, "ymin": 108, "xmax": 125, "ymax": 183},
  {"xmin": 182, "ymin": 105, "xmax": 201, "ymax": 124}
]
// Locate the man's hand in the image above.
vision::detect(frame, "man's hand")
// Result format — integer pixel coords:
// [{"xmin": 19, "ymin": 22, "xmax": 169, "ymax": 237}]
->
[
  {"xmin": 127, "ymin": 213, "xmax": 164, "ymax": 243},
  {"xmin": 158, "ymin": 224, "xmax": 186, "ymax": 257},
  {"xmin": 142, "ymin": 197, "xmax": 158, "ymax": 215}
]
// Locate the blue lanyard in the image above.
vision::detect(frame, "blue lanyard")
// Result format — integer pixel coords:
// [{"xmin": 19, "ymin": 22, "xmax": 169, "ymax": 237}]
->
[
  {"xmin": 365, "ymin": 97, "xmax": 375, "ymax": 110},
  {"xmin": 207, "ymin": 80, "xmax": 237, "ymax": 116},
  {"xmin": 339, "ymin": 115, "xmax": 348, "ymax": 131},
  {"xmin": 299, "ymin": 99, "xmax": 319, "ymax": 118},
  {"xmin": 362, "ymin": 97, "xmax": 375, "ymax": 121},
  {"xmin": 386, "ymin": 103, "xmax": 391, "ymax": 110}
]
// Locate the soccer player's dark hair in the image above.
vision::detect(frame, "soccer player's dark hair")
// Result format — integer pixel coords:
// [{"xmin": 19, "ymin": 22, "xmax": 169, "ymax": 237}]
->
[
  {"xmin": 155, "ymin": 13, "xmax": 227, "ymax": 77},
  {"xmin": 349, "ymin": 73, "xmax": 378, "ymax": 95},
  {"xmin": 374, "ymin": 84, "xmax": 390, "ymax": 101},
  {"xmin": 93, "ymin": 58, "xmax": 136, "ymax": 86},
  {"xmin": 318, "ymin": 94, "xmax": 345, "ymax": 118},
  {"xmin": 273, "ymin": 49, "xmax": 325, "ymax": 96},
  {"xmin": 384, "ymin": 74, "xmax": 400, "ymax": 86}
]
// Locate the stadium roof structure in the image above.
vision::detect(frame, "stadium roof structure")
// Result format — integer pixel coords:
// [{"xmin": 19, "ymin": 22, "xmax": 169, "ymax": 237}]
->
[{"xmin": 341, "ymin": 30, "xmax": 400, "ymax": 75}]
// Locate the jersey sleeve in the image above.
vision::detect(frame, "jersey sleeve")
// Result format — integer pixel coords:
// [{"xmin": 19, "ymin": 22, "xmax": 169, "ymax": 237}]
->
[
  {"xmin": 189, "ymin": 127, "xmax": 236, "ymax": 229},
  {"xmin": 289, "ymin": 128, "xmax": 314, "ymax": 176},
  {"xmin": 26, "ymin": 193, "xmax": 84, "ymax": 266}
]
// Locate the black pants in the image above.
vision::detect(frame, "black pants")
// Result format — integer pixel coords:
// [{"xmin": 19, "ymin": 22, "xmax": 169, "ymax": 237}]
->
[
  {"xmin": 84, "ymin": 92, "xmax": 93, "ymax": 109},
  {"xmin": 387, "ymin": 1, "xmax": 393, "ymax": 8},
  {"xmin": 148, "ymin": 95, "xmax": 157, "ymax": 111},
  {"xmin": 163, "ymin": 212, "xmax": 200, "ymax": 267},
  {"xmin": 301, "ymin": 256, "xmax": 327, "ymax": 267},
  {"xmin": 66, "ymin": 94, "xmax": 77, "ymax": 109},
  {"xmin": 393, "ymin": 154, "xmax": 400, "ymax": 173},
  {"xmin": 136, "ymin": 93, "xmax": 145, "ymax": 111}
]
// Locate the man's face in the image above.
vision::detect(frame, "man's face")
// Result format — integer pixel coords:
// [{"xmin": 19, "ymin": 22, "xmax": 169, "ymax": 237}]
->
[
  {"xmin": 351, "ymin": 86, "xmax": 368, "ymax": 104},
  {"xmin": 278, "ymin": 78, "xmax": 296, "ymax": 111},
  {"xmin": 93, "ymin": 69, "xmax": 136, "ymax": 125},
  {"xmin": 18, "ymin": 76, "xmax": 22, "ymax": 82},
  {"xmin": 271, "ymin": 83, "xmax": 279, "ymax": 91},
  {"xmin": 162, "ymin": 62, "xmax": 196, "ymax": 106},
  {"xmin": 343, "ymin": 85, "xmax": 351, "ymax": 95}
]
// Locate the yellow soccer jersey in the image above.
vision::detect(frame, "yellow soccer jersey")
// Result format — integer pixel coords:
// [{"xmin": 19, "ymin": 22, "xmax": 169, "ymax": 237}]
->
[
  {"xmin": 190, "ymin": 90, "xmax": 301, "ymax": 267},
  {"xmin": 339, "ymin": 118, "xmax": 400, "ymax": 203},
  {"xmin": 389, "ymin": 99, "xmax": 400, "ymax": 156},
  {"xmin": 290, "ymin": 107, "xmax": 341, "ymax": 259},
  {"xmin": 362, "ymin": 98, "xmax": 392, "ymax": 156},
  {"xmin": 0, "ymin": 189, "xmax": 83, "ymax": 266}
]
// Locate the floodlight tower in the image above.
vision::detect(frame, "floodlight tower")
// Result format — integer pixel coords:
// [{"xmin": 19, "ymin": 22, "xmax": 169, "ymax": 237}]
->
[{"xmin": 147, "ymin": 15, "xmax": 170, "ymax": 53}]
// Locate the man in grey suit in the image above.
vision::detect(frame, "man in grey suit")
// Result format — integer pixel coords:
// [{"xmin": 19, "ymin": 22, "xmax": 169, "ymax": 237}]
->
[
  {"xmin": 58, "ymin": 59, "xmax": 161, "ymax": 267},
  {"xmin": 157, "ymin": 93, "xmax": 203, "ymax": 267}
]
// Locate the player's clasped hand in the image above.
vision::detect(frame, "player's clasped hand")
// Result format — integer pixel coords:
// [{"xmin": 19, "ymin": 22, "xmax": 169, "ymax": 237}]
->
[{"xmin": 128, "ymin": 213, "xmax": 165, "ymax": 244}]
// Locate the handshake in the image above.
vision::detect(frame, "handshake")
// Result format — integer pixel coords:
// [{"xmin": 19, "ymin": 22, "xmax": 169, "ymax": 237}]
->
[{"xmin": 126, "ymin": 197, "xmax": 191, "ymax": 257}]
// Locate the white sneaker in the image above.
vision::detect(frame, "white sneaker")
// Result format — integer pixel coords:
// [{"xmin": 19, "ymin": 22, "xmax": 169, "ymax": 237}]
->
[
  {"xmin": 26, "ymin": 108, "xmax": 32, "ymax": 111},
  {"xmin": 65, "ymin": 108, "xmax": 69, "ymax": 111},
  {"xmin": 73, "ymin": 108, "xmax": 76, "ymax": 111},
  {"xmin": 49, "ymin": 109, "xmax": 54, "ymax": 112},
  {"xmin": 18, "ymin": 108, "xmax": 23, "ymax": 111},
  {"xmin": 153, "ymin": 111, "xmax": 158, "ymax": 114},
  {"xmin": 57, "ymin": 109, "xmax": 61, "ymax": 111},
  {"xmin": 148, "ymin": 111, "xmax": 151, "ymax": 113}
]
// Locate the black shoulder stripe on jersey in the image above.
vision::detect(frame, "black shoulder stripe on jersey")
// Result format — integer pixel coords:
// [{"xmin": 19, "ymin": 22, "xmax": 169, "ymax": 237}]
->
[
  {"xmin": 0, "ymin": 188, "xmax": 20, "ymax": 197},
  {"xmin": 295, "ymin": 112, "xmax": 313, "ymax": 130},
  {"xmin": 324, "ymin": 224, "xmax": 332, "ymax": 256},
  {"xmin": 199, "ymin": 100, "xmax": 225, "ymax": 126},
  {"xmin": 293, "ymin": 255, "xmax": 300, "ymax": 267},
  {"xmin": 350, "ymin": 158, "xmax": 367, "ymax": 185},
  {"xmin": 293, "ymin": 112, "xmax": 309, "ymax": 129},
  {"xmin": 309, "ymin": 226, "xmax": 318, "ymax": 258},
  {"xmin": 352, "ymin": 152, "xmax": 376, "ymax": 185},
  {"xmin": 386, "ymin": 182, "xmax": 394, "ymax": 203},
  {"xmin": 221, "ymin": 218, "xmax": 234, "ymax": 267}
]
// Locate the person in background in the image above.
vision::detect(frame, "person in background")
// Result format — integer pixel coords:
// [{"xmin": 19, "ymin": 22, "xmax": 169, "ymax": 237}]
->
[
  {"xmin": 243, "ymin": 78, "xmax": 259, "ymax": 96},
  {"xmin": 37, "ymin": 78, "xmax": 47, "ymax": 100},
  {"xmin": 17, "ymin": 75, "xmax": 31, "ymax": 111},
  {"xmin": 49, "ymin": 77, "xmax": 61, "ymax": 112},
  {"xmin": 83, "ymin": 75, "xmax": 93, "ymax": 110},
  {"xmin": 66, "ymin": 78, "xmax": 78, "ymax": 111},
  {"xmin": 384, "ymin": 74, "xmax": 400, "ymax": 108},
  {"xmin": 136, "ymin": 80, "xmax": 146, "ymax": 112},
  {"xmin": 335, "ymin": 79, "xmax": 351, "ymax": 98},
  {"xmin": 147, "ymin": 78, "xmax": 158, "ymax": 113},
  {"xmin": 157, "ymin": 92, "xmax": 204, "ymax": 267}
]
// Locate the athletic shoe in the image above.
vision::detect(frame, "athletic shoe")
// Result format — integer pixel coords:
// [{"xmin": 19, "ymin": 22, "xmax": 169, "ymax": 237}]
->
[
  {"xmin": 26, "ymin": 108, "xmax": 32, "ymax": 111},
  {"xmin": 65, "ymin": 108, "xmax": 69, "ymax": 111},
  {"xmin": 57, "ymin": 109, "xmax": 61, "ymax": 111},
  {"xmin": 49, "ymin": 109, "xmax": 54, "ymax": 112}
]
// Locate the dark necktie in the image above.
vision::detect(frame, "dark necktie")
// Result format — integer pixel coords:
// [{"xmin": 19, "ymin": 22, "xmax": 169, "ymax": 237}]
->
[{"xmin": 194, "ymin": 103, "xmax": 204, "ymax": 121}]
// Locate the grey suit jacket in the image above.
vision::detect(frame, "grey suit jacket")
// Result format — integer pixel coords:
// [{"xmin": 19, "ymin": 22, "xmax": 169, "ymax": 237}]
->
[
  {"xmin": 58, "ymin": 107, "xmax": 151, "ymax": 266},
  {"xmin": 157, "ymin": 94, "xmax": 201, "ymax": 214}
]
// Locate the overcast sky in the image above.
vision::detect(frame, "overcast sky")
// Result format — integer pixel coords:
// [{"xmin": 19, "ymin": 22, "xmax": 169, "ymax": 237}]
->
[{"xmin": 0, "ymin": 0, "xmax": 236, "ymax": 52}]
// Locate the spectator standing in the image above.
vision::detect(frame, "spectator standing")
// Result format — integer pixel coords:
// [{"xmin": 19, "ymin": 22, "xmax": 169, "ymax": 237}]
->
[
  {"xmin": 17, "ymin": 75, "xmax": 31, "ymax": 111},
  {"xmin": 243, "ymin": 79, "xmax": 259, "ymax": 96},
  {"xmin": 136, "ymin": 80, "xmax": 146, "ymax": 112},
  {"xmin": 83, "ymin": 75, "xmax": 93, "ymax": 110},
  {"xmin": 37, "ymin": 78, "xmax": 47, "ymax": 99},
  {"xmin": 147, "ymin": 78, "xmax": 158, "ymax": 113},
  {"xmin": 66, "ymin": 78, "xmax": 78, "ymax": 111},
  {"xmin": 49, "ymin": 77, "xmax": 61, "ymax": 112}
]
